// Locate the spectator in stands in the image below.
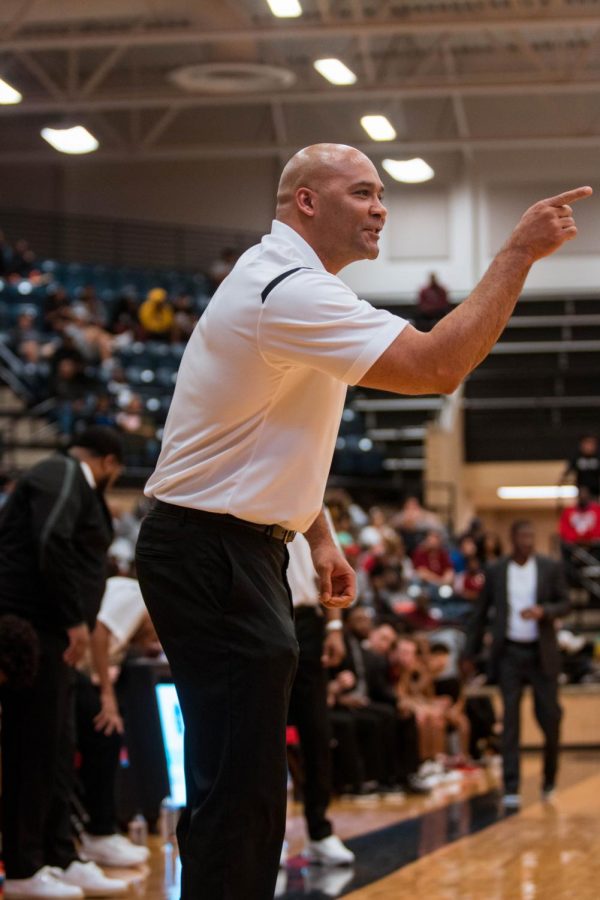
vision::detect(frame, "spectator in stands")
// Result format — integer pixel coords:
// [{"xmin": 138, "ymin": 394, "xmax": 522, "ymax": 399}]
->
[
  {"xmin": 8, "ymin": 238, "xmax": 35, "ymax": 278},
  {"xmin": 559, "ymin": 486, "xmax": 600, "ymax": 546},
  {"xmin": 0, "ymin": 426, "xmax": 127, "ymax": 899},
  {"xmin": 358, "ymin": 506, "xmax": 396, "ymax": 550},
  {"xmin": 427, "ymin": 642, "xmax": 471, "ymax": 758},
  {"xmin": 392, "ymin": 496, "xmax": 444, "ymax": 553},
  {"xmin": 171, "ymin": 291, "xmax": 198, "ymax": 342},
  {"xmin": 49, "ymin": 355, "xmax": 98, "ymax": 436},
  {"xmin": 138, "ymin": 287, "xmax": 174, "ymax": 341},
  {"xmin": 415, "ymin": 273, "xmax": 451, "ymax": 331},
  {"xmin": 8, "ymin": 307, "xmax": 42, "ymax": 361},
  {"xmin": 558, "ymin": 486, "xmax": 600, "ymax": 584},
  {"xmin": 78, "ymin": 285, "xmax": 107, "ymax": 328},
  {"xmin": 208, "ymin": 247, "xmax": 238, "ymax": 290},
  {"xmin": 108, "ymin": 291, "xmax": 143, "ymax": 338},
  {"xmin": 412, "ymin": 530, "xmax": 454, "ymax": 599},
  {"xmin": 75, "ymin": 573, "xmax": 153, "ymax": 868},
  {"xmin": 478, "ymin": 530, "xmax": 503, "ymax": 565},
  {"xmin": 390, "ymin": 636, "xmax": 447, "ymax": 764},
  {"xmin": 64, "ymin": 304, "xmax": 113, "ymax": 365},
  {"xmin": 450, "ymin": 534, "xmax": 478, "ymax": 573},
  {"xmin": 561, "ymin": 433, "xmax": 600, "ymax": 499},
  {"xmin": 116, "ymin": 394, "xmax": 159, "ymax": 467},
  {"xmin": 327, "ymin": 669, "xmax": 383, "ymax": 798},
  {"xmin": 43, "ymin": 284, "xmax": 71, "ymax": 333},
  {"xmin": 465, "ymin": 519, "xmax": 570, "ymax": 809},
  {"xmin": 454, "ymin": 555, "xmax": 485, "ymax": 606},
  {"xmin": 88, "ymin": 393, "xmax": 118, "ymax": 430}
]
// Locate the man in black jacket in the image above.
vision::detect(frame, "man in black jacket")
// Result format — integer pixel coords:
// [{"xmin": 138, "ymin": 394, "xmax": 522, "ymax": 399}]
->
[
  {"xmin": 465, "ymin": 520, "xmax": 570, "ymax": 808},
  {"xmin": 0, "ymin": 427, "xmax": 126, "ymax": 900}
]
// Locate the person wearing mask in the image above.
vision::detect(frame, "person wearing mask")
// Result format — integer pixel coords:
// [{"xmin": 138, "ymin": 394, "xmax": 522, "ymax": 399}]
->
[
  {"xmin": 0, "ymin": 427, "xmax": 127, "ymax": 899},
  {"xmin": 465, "ymin": 520, "xmax": 570, "ymax": 808}
]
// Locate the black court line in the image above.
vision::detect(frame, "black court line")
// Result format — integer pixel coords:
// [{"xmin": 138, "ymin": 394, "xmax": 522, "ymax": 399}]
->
[{"xmin": 280, "ymin": 788, "xmax": 515, "ymax": 898}]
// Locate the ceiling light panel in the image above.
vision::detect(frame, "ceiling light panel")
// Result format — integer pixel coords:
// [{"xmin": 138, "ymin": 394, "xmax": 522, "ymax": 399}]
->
[
  {"xmin": 0, "ymin": 78, "xmax": 22, "ymax": 105},
  {"xmin": 266, "ymin": 0, "xmax": 302, "ymax": 17},
  {"xmin": 382, "ymin": 157, "xmax": 435, "ymax": 183},
  {"xmin": 41, "ymin": 125, "xmax": 99, "ymax": 155},
  {"xmin": 313, "ymin": 58, "xmax": 357, "ymax": 86},
  {"xmin": 360, "ymin": 115, "xmax": 397, "ymax": 141}
]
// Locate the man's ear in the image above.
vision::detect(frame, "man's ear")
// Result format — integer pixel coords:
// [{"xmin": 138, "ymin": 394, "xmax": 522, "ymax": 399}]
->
[{"xmin": 296, "ymin": 187, "xmax": 316, "ymax": 217}]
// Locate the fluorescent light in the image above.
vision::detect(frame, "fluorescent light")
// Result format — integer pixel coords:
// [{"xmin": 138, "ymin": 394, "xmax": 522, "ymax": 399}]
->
[
  {"xmin": 0, "ymin": 77, "xmax": 22, "ymax": 105},
  {"xmin": 382, "ymin": 157, "xmax": 435, "ymax": 184},
  {"xmin": 360, "ymin": 115, "xmax": 397, "ymax": 141},
  {"xmin": 497, "ymin": 486, "xmax": 578, "ymax": 500},
  {"xmin": 41, "ymin": 125, "xmax": 99, "ymax": 155},
  {"xmin": 266, "ymin": 0, "xmax": 302, "ymax": 17},
  {"xmin": 313, "ymin": 58, "xmax": 357, "ymax": 86}
]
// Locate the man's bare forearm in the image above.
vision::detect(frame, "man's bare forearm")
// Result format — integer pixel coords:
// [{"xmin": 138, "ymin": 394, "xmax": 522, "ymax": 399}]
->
[{"xmin": 426, "ymin": 246, "xmax": 531, "ymax": 387}]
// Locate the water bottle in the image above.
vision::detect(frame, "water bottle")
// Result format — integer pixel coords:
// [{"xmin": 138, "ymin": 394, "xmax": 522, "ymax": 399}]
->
[
  {"xmin": 127, "ymin": 813, "xmax": 149, "ymax": 846},
  {"xmin": 160, "ymin": 796, "xmax": 180, "ymax": 846}
]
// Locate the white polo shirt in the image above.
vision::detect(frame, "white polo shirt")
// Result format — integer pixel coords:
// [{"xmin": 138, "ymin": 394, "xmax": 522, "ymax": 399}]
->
[{"xmin": 145, "ymin": 220, "xmax": 407, "ymax": 532}]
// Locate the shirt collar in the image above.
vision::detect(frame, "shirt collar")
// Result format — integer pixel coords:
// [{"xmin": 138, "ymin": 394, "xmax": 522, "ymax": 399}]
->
[
  {"xmin": 270, "ymin": 220, "xmax": 327, "ymax": 273},
  {"xmin": 80, "ymin": 460, "xmax": 97, "ymax": 489}
]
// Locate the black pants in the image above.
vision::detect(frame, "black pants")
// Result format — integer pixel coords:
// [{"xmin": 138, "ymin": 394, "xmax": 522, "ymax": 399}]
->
[
  {"xmin": 498, "ymin": 642, "xmax": 562, "ymax": 794},
  {"xmin": 136, "ymin": 505, "xmax": 299, "ymax": 900},
  {"xmin": 287, "ymin": 608, "xmax": 332, "ymax": 842},
  {"xmin": 74, "ymin": 670, "xmax": 122, "ymax": 835},
  {"xmin": 0, "ymin": 631, "xmax": 79, "ymax": 878}
]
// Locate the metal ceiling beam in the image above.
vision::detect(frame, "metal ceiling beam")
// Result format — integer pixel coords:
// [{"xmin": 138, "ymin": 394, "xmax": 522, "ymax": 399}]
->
[
  {"xmin": 2, "ymin": 11, "xmax": 600, "ymax": 51},
  {"xmin": 3, "ymin": 74, "xmax": 600, "ymax": 116},
  {"xmin": 2, "ymin": 131, "xmax": 600, "ymax": 164}
]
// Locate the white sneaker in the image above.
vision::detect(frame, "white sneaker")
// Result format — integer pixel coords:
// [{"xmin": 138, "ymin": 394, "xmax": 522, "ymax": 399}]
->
[
  {"xmin": 502, "ymin": 793, "xmax": 522, "ymax": 809},
  {"xmin": 5, "ymin": 867, "xmax": 84, "ymax": 899},
  {"xmin": 51, "ymin": 863, "xmax": 127, "ymax": 898},
  {"xmin": 80, "ymin": 833, "xmax": 149, "ymax": 868},
  {"xmin": 303, "ymin": 835, "xmax": 355, "ymax": 866},
  {"xmin": 279, "ymin": 840, "xmax": 288, "ymax": 868}
]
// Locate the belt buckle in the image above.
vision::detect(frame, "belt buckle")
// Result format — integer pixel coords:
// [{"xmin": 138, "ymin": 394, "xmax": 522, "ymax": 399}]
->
[{"xmin": 268, "ymin": 524, "xmax": 296, "ymax": 543}]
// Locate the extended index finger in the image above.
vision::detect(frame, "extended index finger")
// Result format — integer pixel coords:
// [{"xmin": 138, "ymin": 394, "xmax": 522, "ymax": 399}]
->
[{"xmin": 545, "ymin": 186, "xmax": 593, "ymax": 207}]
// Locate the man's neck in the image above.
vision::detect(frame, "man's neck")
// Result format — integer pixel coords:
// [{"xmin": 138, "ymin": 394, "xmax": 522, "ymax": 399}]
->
[{"xmin": 511, "ymin": 552, "xmax": 533, "ymax": 566}]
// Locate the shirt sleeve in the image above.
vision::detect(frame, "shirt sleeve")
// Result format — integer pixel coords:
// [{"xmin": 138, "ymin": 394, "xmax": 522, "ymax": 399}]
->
[
  {"xmin": 97, "ymin": 578, "xmax": 147, "ymax": 650},
  {"xmin": 258, "ymin": 269, "xmax": 408, "ymax": 385}
]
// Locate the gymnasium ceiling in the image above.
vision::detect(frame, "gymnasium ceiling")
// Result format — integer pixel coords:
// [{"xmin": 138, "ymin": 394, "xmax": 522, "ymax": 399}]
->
[{"xmin": 1, "ymin": 0, "xmax": 600, "ymax": 175}]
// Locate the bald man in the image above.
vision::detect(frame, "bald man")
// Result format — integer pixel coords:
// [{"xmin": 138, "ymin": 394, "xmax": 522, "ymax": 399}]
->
[{"xmin": 136, "ymin": 143, "xmax": 591, "ymax": 900}]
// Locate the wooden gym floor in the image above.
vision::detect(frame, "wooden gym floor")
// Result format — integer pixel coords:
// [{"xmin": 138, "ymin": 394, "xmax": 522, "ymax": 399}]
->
[{"xmin": 113, "ymin": 751, "xmax": 599, "ymax": 899}]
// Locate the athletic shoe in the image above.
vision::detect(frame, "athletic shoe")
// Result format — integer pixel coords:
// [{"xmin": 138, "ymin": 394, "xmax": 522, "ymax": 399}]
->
[
  {"xmin": 405, "ymin": 774, "xmax": 432, "ymax": 795},
  {"xmin": 279, "ymin": 840, "xmax": 288, "ymax": 868},
  {"xmin": 304, "ymin": 867, "xmax": 355, "ymax": 896},
  {"xmin": 502, "ymin": 793, "xmax": 521, "ymax": 809},
  {"xmin": 80, "ymin": 833, "xmax": 149, "ymax": 868},
  {"xmin": 5, "ymin": 867, "xmax": 84, "ymax": 899},
  {"xmin": 541, "ymin": 785, "xmax": 556, "ymax": 802},
  {"xmin": 50, "ymin": 863, "xmax": 127, "ymax": 898},
  {"xmin": 303, "ymin": 835, "xmax": 355, "ymax": 866}
]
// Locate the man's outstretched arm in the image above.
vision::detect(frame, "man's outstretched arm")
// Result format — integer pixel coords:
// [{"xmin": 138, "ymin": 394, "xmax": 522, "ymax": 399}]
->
[{"xmin": 359, "ymin": 186, "xmax": 593, "ymax": 396}]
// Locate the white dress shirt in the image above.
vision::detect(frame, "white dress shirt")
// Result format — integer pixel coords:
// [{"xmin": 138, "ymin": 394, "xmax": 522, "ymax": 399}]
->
[
  {"xmin": 145, "ymin": 220, "xmax": 407, "ymax": 532},
  {"xmin": 507, "ymin": 557, "xmax": 539, "ymax": 642}
]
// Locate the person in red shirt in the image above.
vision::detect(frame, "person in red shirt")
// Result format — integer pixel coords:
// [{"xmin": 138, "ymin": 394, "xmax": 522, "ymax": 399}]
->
[
  {"xmin": 559, "ymin": 487, "xmax": 600, "ymax": 544},
  {"xmin": 412, "ymin": 530, "xmax": 454, "ymax": 588}
]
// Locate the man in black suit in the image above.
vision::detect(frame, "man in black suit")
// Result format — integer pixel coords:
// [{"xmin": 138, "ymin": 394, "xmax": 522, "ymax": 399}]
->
[
  {"xmin": 465, "ymin": 520, "xmax": 569, "ymax": 808},
  {"xmin": 0, "ymin": 427, "xmax": 125, "ymax": 899}
]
